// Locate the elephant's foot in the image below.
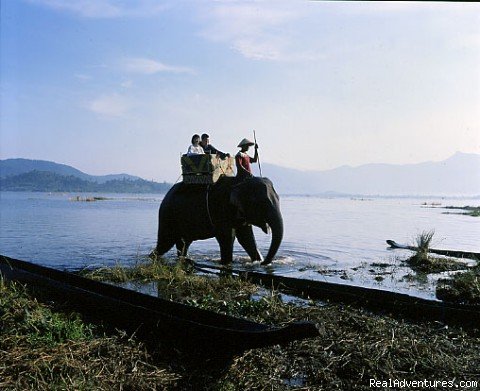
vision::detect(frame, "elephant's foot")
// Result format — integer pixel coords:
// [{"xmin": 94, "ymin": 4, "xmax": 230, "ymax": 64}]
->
[
  {"xmin": 155, "ymin": 240, "xmax": 175, "ymax": 257},
  {"xmin": 250, "ymin": 251, "xmax": 263, "ymax": 263}
]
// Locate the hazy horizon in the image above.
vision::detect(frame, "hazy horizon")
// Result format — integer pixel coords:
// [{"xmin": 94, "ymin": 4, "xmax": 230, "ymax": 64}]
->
[
  {"xmin": 1, "ymin": 149, "xmax": 478, "ymax": 173},
  {"xmin": 1, "ymin": 1, "xmax": 479, "ymax": 183},
  {"xmin": 0, "ymin": 151, "xmax": 480, "ymax": 198}
]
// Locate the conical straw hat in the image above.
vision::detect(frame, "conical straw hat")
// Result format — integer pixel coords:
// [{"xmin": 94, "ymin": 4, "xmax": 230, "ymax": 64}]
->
[{"xmin": 237, "ymin": 138, "xmax": 255, "ymax": 147}]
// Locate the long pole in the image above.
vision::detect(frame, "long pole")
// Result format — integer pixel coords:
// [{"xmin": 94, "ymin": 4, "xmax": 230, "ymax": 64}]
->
[{"xmin": 253, "ymin": 129, "xmax": 262, "ymax": 177}]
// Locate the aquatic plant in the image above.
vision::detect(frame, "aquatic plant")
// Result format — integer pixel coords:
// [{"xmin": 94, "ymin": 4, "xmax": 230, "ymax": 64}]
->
[
  {"xmin": 405, "ymin": 230, "xmax": 434, "ymax": 269},
  {"xmin": 443, "ymin": 206, "xmax": 480, "ymax": 217},
  {"xmin": 405, "ymin": 231, "xmax": 467, "ymax": 274},
  {"xmin": 81, "ymin": 257, "xmax": 258, "ymax": 305},
  {"xmin": 415, "ymin": 230, "xmax": 435, "ymax": 255},
  {"xmin": 436, "ymin": 266, "xmax": 480, "ymax": 305}
]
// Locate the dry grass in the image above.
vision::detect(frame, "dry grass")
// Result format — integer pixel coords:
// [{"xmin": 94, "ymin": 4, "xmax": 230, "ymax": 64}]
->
[
  {"xmin": 2, "ymin": 260, "xmax": 480, "ymax": 390},
  {"xmin": 0, "ymin": 278, "xmax": 179, "ymax": 390}
]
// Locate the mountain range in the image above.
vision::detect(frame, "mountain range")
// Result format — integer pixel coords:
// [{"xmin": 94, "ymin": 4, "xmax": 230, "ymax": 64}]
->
[
  {"xmin": 1, "ymin": 153, "xmax": 479, "ymax": 196},
  {"xmin": 260, "ymin": 152, "xmax": 480, "ymax": 196},
  {"xmin": 0, "ymin": 158, "xmax": 141, "ymax": 184},
  {"xmin": 0, "ymin": 159, "xmax": 170, "ymax": 193}
]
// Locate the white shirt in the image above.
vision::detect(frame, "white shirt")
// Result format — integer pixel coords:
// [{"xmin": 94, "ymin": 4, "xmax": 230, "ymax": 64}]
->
[{"xmin": 187, "ymin": 145, "xmax": 205, "ymax": 155}]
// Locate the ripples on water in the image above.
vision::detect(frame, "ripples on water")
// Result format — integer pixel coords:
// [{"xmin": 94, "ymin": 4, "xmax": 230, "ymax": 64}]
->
[{"xmin": 1, "ymin": 191, "xmax": 479, "ymax": 299}]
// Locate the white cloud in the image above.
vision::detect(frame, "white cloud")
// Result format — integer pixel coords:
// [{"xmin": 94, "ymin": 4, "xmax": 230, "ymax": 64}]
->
[
  {"xmin": 198, "ymin": 1, "xmax": 305, "ymax": 61},
  {"xmin": 120, "ymin": 57, "xmax": 195, "ymax": 75},
  {"xmin": 87, "ymin": 93, "xmax": 131, "ymax": 117},
  {"xmin": 197, "ymin": 1, "xmax": 480, "ymax": 63},
  {"xmin": 27, "ymin": 0, "xmax": 170, "ymax": 18}
]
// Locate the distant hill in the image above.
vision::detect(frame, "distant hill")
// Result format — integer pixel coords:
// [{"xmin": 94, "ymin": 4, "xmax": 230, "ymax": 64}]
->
[
  {"xmin": 261, "ymin": 152, "xmax": 480, "ymax": 196},
  {"xmin": 1, "ymin": 153, "xmax": 479, "ymax": 195},
  {"xmin": 0, "ymin": 158, "xmax": 141, "ymax": 183},
  {"xmin": 0, "ymin": 159, "xmax": 171, "ymax": 193}
]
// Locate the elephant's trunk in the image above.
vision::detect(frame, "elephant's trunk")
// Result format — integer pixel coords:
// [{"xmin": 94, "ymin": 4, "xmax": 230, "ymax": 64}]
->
[{"xmin": 262, "ymin": 207, "xmax": 284, "ymax": 265}]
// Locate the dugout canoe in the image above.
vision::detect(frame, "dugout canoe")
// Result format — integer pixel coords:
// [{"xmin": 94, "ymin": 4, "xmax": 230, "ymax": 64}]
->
[
  {"xmin": 0, "ymin": 255, "xmax": 318, "ymax": 354},
  {"xmin": 386, "ymin": 239, "xmax": 480, "ymax": 261},
  {"xmin": 193, "ymin": 262, "xmax": 480, "ymax": 327}
]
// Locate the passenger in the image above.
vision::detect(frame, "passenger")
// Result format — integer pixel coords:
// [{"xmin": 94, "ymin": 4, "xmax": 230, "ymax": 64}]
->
[
  {"xmin": 235, "ymin": 138, "xmax": 258, "ymax": 179},
  {"xmin": 186, "ymin": 134, "xmax": 205, "ymax": 155},
  {"xmin": 200, "ymin": 133, "xmax": 230, "ymax": 159}
]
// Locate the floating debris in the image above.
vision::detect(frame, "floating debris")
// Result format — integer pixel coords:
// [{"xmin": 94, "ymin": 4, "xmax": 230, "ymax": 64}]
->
[{"xmin": 70, "ymin": 196, "xmax": 110, "ymax": 202}]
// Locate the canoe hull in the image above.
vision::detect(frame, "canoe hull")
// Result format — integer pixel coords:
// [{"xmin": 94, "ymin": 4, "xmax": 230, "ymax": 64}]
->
[
  {"xmin": 387, "ymin": 239, "xmax": 480, "ymax": 261},
  {"xmin": 194, "ymin": 262, "xmax": 480, "ymax": 327},
  {"xmin": 0, "ymin": 255, "xmax": 318, "ymax": 354}
]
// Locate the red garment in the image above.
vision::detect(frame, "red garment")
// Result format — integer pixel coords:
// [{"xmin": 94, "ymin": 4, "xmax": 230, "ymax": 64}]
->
[{"xmin": 235, "ymin": 152, "xmax": 252, "ymax": 178}]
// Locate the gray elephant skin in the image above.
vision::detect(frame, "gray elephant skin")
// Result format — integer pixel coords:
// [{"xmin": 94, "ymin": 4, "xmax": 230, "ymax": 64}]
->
[{"xmin": 155, "ymin": 176, "xmax": 283, "ymax": 265}]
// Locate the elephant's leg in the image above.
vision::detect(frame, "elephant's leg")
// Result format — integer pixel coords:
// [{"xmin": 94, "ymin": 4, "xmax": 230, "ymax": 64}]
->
[
  {"xmin": 156, "ymin": 236, "xmax": 175, "ymax": 256},
  {"xmin": 155, "ymin": 224, "xmax": 175, "ymax": 255},
  {"xmin": 236, "ymin": 225, "xmax": 263, "ymax": 262},
  {"xmin": 216, "ymin": 229, "xmax": 235, "ymax": 265},
  {"xmin": 176, "ymin": 239, "xmax": 191, "ymax": 257}
]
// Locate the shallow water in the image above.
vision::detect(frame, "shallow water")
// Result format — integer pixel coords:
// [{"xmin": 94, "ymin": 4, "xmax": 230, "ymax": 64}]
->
[{"xmin": 1, "ymin": 191, "xmax": 478, "ymax": 299}]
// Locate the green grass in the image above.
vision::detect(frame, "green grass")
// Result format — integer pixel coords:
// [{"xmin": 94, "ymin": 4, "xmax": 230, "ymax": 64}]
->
[
  {"xmin": 0, "ymin": 278, "xmax": 94, "ymax": 347},
  {"xmin": 436, "ymin": 265, "xmax": 480, "ymax": 305},
  {"xmin": 81, "ymin": 257, "xmax": 259, "ymax": 305},
  {"xmin": 0, "ymin": 277, "xmax": 179, "ymax": 390}
]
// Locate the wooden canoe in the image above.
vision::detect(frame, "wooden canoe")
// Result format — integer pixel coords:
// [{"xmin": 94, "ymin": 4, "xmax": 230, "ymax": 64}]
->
[
  {"xmin": 193, "ymin": 262, "xmax": 480, "ymax": 327},
  {"xmin": 0, "ymin": 255, "xmax": 318, "ymax": 354},
  {"xmin": 386, "ymin": 239, "xmax": 480, "ymax": 261}
]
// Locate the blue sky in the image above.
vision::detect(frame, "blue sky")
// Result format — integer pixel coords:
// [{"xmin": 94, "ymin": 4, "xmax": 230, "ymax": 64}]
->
[{"xmin": 1, "ymin": 1, "xmax": 479, "ymax": 182}]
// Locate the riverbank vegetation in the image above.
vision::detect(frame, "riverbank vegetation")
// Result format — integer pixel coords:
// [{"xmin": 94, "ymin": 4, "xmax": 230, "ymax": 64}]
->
[
  {"xmin": 436, "ymin": 264, "xmax": 480, "ymax": 305},
  {"xmin": 443, "ymin": 206, "xmax": 480, "ymax": 217},
  {"xmin": 0, "ymin": 170, "xmax": 171, "ymax": 193},
  {"xmin": 403, "ymin": 231, "xmax": 480, "ymax": 305},
  {"xmin": 404, "ymin": 230, "xmax": 466, "ymax": 273},
  {"xmin": 2, "ymin": 259, "xmax": 480, "ymax": 390}
]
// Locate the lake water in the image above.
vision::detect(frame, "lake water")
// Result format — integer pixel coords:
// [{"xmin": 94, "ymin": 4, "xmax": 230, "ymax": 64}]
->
[{"xmin": 1, "ymin": 191, "xmax": 479, "ymax": 300}]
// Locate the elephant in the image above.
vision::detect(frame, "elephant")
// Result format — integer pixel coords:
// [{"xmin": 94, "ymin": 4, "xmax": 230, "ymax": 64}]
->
[{"xmin": 155, "ymin": 176, "xmax": 283, "ymax": 265}]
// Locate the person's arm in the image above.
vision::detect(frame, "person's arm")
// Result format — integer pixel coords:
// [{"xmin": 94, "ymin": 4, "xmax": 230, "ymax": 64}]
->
[
  {"xmin": 250, "ymin": 144, "xmax": 259, "ymax": 163},
  {"xmin": 210, "ymin": 144, "xmax": 229, "ymax": 159}
]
